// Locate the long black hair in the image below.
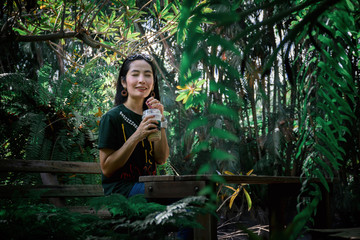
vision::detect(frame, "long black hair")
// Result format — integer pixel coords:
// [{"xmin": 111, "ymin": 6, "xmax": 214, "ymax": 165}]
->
[{"xmin": 114, "ymin": 54, "xmax": 160, "ymax": 109}]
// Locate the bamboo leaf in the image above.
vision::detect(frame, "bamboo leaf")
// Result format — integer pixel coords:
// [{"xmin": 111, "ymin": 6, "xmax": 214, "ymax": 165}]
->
[
  {"xmin": 211, "ymin": 149, "xmax": 236, "ymax": 162},
  {"xmin": 318, "ymin": 61, "xmax": 351, "ymax": 92},
  {"xmin": 210, "ymin": 127, "xmax": 239, "ymax": 143},
  {"xmin": 229, "ymin": 188, "xmax": 240, "ymax": 209},
  {"xmin": 284, "ymin": 185, "xmax": 321, "ymax": 239},
  {"xmin": 315, "ymin": 132, "xmax": 340, "ymax": 159},
  {"xmin": 345, "ymin": 0, "xmax": 355, "ymax": 10},
  {"xmin": 187, "ymin": 117, "xmax": 208, "ymax": 131},
  {"xmin": 317, "ymin": 102, "xmax": 341, "ymax": 130},
  {"xmin": 243, "ymin": 188, "xmax": 252, "ymax": 211},
  {"xmin": 313, "ymin": 168, "xmax": 330, "ymax": 192},
  {"xmin": 197, "ymin": 163, "xmax": 210, "ymax": 175},
  {"xmin": 224, "ymin": 185, "xmax": 236, "ymax": 192},
  {"xmin": 175, "ymin": 91, "xmax": 188, "ymax": 102},
  {"xmin": 156, "ymin": 0, "xmax": 161, "ymax": 14},
  {"xmin": 206, "ymin": 34, "xmax": 241, "ymax": 55},
  {"xmin": 198, "ymin": 185, "xmax": 215, "ymax": 200},
  {"xmin": 246, "ymin": 169, "xmax": 254, "ymax": 176},
  {"xmin": 314, "ymin": 144, "xmax": 340, "ymax": 170},
  {"xmin": 192, "ymin": 141, "xmax": 209, "ymax": 155},
  {"xmin": 315, "ymin": 117, "xmax": 340, "ymax": 147},
  {"xmin": 224, "ymin": 170, "xmax": 235, "ymax": 175},
  {"xmin": 177, "ymin": 0, "xmax": 196, "ymax": 43},
  {"xmin": 209, "ymin": 104, "xmax": 238, "ymax": 120},
  {"xmin": 160, "ymin": 1, "xmax": 172, "ymax": 16},
  {"xmin": 313, "ymin": 156, "xmax": 334, "ymax": 179},
  {"xmin": 211, "ymin": 174, "xmax": 225, "ymax": 184},
  {"xmin": 296, "ymin": 130, "xmax": 310, "ymax": 159},
  {"xmin": 196, "ymin": 79, "xmax": 206, "ymax": 87}
]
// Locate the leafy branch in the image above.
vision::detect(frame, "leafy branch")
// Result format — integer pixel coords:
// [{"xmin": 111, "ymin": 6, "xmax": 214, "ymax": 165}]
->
[{"xmin": 217, "ymin": 170, "xmax": 254, "ymax": 212}]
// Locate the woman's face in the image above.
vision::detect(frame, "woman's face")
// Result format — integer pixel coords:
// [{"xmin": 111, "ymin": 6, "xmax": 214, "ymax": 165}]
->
[{"xmin": 122, "ymin": 59, "xmax": 154, "ymax": 101}]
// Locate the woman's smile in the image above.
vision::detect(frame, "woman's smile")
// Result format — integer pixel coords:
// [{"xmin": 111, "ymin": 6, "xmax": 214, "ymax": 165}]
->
[{"xmin": 136, "ymin": 86, "xmax": 148, "ymax": 91}]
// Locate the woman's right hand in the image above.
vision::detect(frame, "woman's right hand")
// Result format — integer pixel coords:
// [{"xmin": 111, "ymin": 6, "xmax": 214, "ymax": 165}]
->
[{"xmin": 134, "ymin": 114, "xmax": 159, "ymax": 141}]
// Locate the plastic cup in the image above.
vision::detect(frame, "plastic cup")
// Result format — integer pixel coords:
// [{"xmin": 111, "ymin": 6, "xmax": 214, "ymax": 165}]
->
[{"xmin": 142, "ymin": 109, "xmax": 162, "ymax": 142}]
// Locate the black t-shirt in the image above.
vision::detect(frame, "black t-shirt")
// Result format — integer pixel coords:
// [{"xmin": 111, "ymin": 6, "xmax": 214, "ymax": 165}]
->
[{"xmin": 98, "ymin": 104, "xmax": 156, "ymax": 196}]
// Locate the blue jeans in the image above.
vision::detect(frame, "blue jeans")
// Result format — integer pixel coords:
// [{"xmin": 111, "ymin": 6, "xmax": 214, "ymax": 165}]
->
[{"xmin": 128, "ymin": 182, "xmax": 145, "ymax": 197}]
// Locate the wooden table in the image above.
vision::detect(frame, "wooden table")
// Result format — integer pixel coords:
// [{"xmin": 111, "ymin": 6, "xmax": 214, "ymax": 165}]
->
[{"xmin": 139, "ymin": 174, "xmax": 334, "ymax": 240}]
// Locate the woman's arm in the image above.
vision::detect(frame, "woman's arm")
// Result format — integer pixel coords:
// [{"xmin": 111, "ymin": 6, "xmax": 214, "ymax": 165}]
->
[
  {"xmin": 99, "ymin": 134, "xmax": 140, "ymax": 178},
  {"xmin": 100, "ymin": 115, "xmax": 159, "ymax": 177}
]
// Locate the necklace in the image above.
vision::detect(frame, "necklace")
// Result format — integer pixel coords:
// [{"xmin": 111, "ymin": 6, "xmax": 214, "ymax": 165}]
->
[{"xmin": 119, "ymin": 111, "xmax": 138, "ymax": 129}]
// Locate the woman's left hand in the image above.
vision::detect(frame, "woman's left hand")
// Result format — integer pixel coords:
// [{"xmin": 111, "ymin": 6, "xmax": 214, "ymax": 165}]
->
[{"xmin": 146, "ymin": 97, "xmax": 164, "ymax": 115}]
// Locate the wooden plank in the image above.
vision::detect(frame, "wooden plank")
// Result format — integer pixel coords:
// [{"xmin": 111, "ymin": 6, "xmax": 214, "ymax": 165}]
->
[
  {"xmin": 140, "ymin": 174, "xmax": 336, "ymax": 184},
  {"xmin": 221, "ymin": 175, "xmax": 303, "ymax": 184},
  {"xmin": 0, "ymin": 159, "xmax": 101, "ymax": 174},
  {"xmin": 0, "ymin": 184, "xmax": 104, "ymax": 198},
  {"xmin": 145, "ymin": 181, "xmax": 206, "ymax": 199},
  {"xmin": 141, "ymin": 174, "xmax": 302, "ymax": 184},
  {"xmin": 175, "ymin": 175, "xmax": 212, "ymax": 182},
  {"xmin": 139, "ymin": 175, "xmax": 175, "ymax": 182}
]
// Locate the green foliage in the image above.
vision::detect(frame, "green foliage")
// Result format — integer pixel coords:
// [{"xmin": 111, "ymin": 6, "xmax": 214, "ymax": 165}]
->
[
  {"xmin": 0, "ymin": 201, "xmax": 99, "ymax": 240},
  {"xmin": 89, "ymin": 194, "xmax": 165, "ymax": 219},
  {"xmin": 156, "ymin": 161, "xmax": 176, "ymax": 175},
  {"xmin": 176, "ymin": 0, "xmax": 360, "ymax": 238},
  {"xmin": 0, "ymin": 195, "xmax": 209, "ymax": 240},
  {"xmin": 117, "ymin": 195, "xmax": 209, "ymax": 237},
  {"xmin": 283, "ymin": 183, "xmax": 322, "ymax": 240},
  {"xmin": 177, "ymin": 0, "xmax": 248, "ymax": 174},
  {"xmin": 292, "ymin": 0, "xmax": 360, "ymax": 232},
  {"xmin": 1, "ymin": 59, "xmax": 115, "ymax": 188},
  {"xmin": 2, "ymin": 0, "xmax": 180, "ymax": 62}
]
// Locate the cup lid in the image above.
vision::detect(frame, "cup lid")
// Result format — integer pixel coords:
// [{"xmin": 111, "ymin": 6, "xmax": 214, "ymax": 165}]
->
[{"xmin": 143, "ymin": 109, "xmax": 161, "ymax": 114}]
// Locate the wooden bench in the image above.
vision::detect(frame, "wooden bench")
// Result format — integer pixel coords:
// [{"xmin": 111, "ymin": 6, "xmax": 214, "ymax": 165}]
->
[
  {"xmin": 0, "ymin": 159, "xmax": 111, "ymax": 217},
  {"xmin": 1, "ymin": 159, "xmax": 337, "ymax": 239},
  {"xmin": 140, "ymin": 174, "xmax": 337, "ymax": 239}
]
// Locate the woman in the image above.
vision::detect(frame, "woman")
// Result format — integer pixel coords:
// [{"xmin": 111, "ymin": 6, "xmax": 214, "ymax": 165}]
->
[{"xmin": 98, "ymin": 53, "xmax": 169, "ymax": 197}]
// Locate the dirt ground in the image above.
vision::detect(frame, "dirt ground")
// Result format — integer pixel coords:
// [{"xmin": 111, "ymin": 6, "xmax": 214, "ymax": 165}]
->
[
  {"xmin": 217, "ymin": 223, "xmax": 269, "ymax": 240},
  {"xmin": 216, "ymin": 205, "xmax": 269, "ymax": 240}
]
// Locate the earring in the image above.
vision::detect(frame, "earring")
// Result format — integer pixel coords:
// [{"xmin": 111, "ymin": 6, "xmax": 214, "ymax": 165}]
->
[
  {"xmin": 121, "ymin": 88, "xmax": 128, "ymax": 97},
  {"xmin": 151, "ymin": 90, "xmax": 156, "ymax": 97}
]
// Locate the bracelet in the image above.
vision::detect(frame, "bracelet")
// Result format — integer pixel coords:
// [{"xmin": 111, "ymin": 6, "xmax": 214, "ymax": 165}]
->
[{"xmin": 161, "ymin": 119, "xmax": 168, "ymax": 129}]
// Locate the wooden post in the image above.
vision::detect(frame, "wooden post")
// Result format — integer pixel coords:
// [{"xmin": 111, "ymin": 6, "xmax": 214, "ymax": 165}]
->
[
  {"xmin": 268, "ymin": 183, "xmax": 299, "ymax": 238},
  {"xmin": 40, "ymin": 173, "xmax": 66, "ymax": 207},
  {"xmin": 314, "ymin": 183, "xmax": 333, "ymax": 229}
]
